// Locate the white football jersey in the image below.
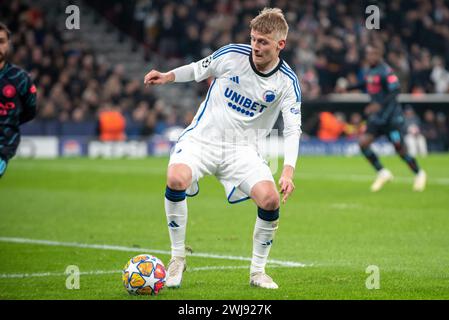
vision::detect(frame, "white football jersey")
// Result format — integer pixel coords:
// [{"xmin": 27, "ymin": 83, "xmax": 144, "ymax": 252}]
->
[{"xmin": 178, "ymin": 43, "xmax": 302, "ymax": 149}]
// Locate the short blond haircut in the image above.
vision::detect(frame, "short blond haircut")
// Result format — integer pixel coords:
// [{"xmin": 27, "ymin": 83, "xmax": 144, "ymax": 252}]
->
[{"xmin": 250, "ymin": 8, "xmax": 289, "ymax": 41}]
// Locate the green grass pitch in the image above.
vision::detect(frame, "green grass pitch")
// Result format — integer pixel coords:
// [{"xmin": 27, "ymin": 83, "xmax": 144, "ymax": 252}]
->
[{"xmin": 0, "ymin": 155, "xmax": 448, "ymax": 300}]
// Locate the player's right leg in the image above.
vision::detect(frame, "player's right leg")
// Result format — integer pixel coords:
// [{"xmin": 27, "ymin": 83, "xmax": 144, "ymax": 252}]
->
[
  {"xmin": 164, "ymin": 163, "xmax": 191, "ymax": 288},
  {"xmin": 359, "ymin": 133, "xmax": 393, "ymax": 192},
  {"xmin": 164, "ymin": 137, "xmax": 218, "ymax": 288},
  {"xmin": 387, "ymin": 129, "xmax": 426, "ymax": 191}
]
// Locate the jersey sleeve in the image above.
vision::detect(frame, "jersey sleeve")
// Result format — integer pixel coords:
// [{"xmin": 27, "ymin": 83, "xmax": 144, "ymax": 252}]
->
[
  {"xmin": 281, "ymin": 80, "xmax": 302, "ymax": 168},
  {"xmin": 190, "ymin": 46, "xmax": 235, "ymax": 82},
  {"xmin": 174, "ymin": 44, "xmax": 246, "ymax": 82},
  {"xmin": 382, "ymin": 66, "xmax": 400, "ymax": 92},
  {"xmin": 18, "ymin": 72, "xmax": 37, "ymax": 124}
]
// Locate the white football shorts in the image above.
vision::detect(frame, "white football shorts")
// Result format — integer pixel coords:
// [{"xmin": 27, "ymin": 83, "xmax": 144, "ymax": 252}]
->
[{"xmin": 168, "ymin": 137, "xmax": 274, "ymax": 203}]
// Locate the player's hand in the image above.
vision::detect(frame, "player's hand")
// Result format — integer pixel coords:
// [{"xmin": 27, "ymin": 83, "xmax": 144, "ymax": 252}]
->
[
  {"xmin": 335, "ymin": 77, "xmax": 348, "ymax": 93},
  {"xmin": 278, "ymin": 176, "xmax": 295, "ymax": 204},
  {"xmin": 144, "ymin": 70, "xmax": 174, "ymax": 85},
  {"xmin": 364, "ymin": 102, "xmax": 381, "ymax": 115},
  {"xmin": 278, "ymin": 166, "xmax": 295, "ymax": 204}
]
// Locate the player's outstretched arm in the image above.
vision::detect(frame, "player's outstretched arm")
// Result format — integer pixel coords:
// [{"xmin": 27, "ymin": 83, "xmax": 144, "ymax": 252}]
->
[
  {"xmin": 144, "ymin": 70, "xmax": 175, "ymax": 86},
  {"xmin": 144, "ymin": 62, "xmax": 199, "ymax": 86}
]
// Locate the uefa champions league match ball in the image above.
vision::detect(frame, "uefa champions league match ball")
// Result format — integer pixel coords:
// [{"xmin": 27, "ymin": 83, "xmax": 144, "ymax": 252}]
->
[{"xmin": 122, "ymin": 254, "xmax": 166, "ymax": 295}]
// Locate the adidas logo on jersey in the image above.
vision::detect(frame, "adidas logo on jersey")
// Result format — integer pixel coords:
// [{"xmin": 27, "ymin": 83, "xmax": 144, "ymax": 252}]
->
[{"xmin": 229, "ymin": 76, "xmax": 239, "ymax": 84}]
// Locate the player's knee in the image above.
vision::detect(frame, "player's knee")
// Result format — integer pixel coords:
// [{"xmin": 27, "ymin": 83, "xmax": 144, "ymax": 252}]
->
[
  {"xmin": 359, "ymin": 134, "xmax": 374, "ymax": 149},
  {"xmin": 359, "ymin": 138, "xmax": 369, "ymax": 149},
  {"xmin": 166, "ymin": 166, "xmax": 191, "ymax": 190},
  {"xmin": 259, "ymin": 191, "xmax": 280, "ymax": 211},
  {"xmin": 394, "ymin": 142, "xmax": 405, "ymax": 154},
  {"xmin": 167, "ymin": 173, "xmax": 190, "ymax": 190}
]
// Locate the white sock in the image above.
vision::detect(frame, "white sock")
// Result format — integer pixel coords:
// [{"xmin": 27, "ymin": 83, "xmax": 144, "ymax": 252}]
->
[
  {"xmin": 250, "ymin": 216, "xmax": 279, "ymax": 274},
  {"xmin": 165, "ymin": 198, "xmax": 188, "ymax": 258}
]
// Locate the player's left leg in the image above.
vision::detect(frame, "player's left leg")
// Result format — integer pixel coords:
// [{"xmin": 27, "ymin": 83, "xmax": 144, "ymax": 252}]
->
[
  {"xmin": 220, "ymin": 145, "xmax": 280, "ymax": 289},
  {"xmin": 359, "ymin": 132, "xmax": 393, "ymax": 192},
  {"xmin": 0, "ymin": 157, "xmax": 7, "ymax": 178},
  {"xmin": 387, "ymin": 129, "xmax": 426, "ymax": 191},
  {"xmin": 1, "ymin": 138, "xmax": 19, "ymax": 179},
  {"xmin": 248, "ymin": 180, "xmax": 280, "ymax": 289}
]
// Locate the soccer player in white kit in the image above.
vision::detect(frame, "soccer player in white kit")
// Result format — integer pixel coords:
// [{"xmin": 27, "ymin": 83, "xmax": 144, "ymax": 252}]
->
[{"xmin": 144, "ymin": 8, "xmax": 301, "ymax": 289}]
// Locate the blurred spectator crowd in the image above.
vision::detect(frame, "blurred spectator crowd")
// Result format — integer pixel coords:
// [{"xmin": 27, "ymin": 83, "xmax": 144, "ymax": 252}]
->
[
  {"xmin": 1, "ymin": 0, "xmax": 448, "ymax": 151},
  {"xmin": 95, "ymin": 0, "xmax": 449, "ymax": 97},
  {"xmin": 1, "ymin": 0, "xmax": 193, "ymax": 139}
]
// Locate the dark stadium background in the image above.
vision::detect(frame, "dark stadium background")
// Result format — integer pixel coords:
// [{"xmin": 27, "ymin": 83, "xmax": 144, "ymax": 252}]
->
[
  {"xmin": 1, "ymin": 0, "xmax": 448, "ymax": 156},
  {"xmin": 2, "ymin": 0, "xmax": 449, "ymax": 302}
]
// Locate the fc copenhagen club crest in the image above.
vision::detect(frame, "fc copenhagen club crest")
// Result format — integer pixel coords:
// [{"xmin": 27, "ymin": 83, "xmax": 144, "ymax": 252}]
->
[
  {"xmin": 263, "ymin": 90, "xmax": 275, "ymax": 103},
  {"xmin": 2, "ymin": 84, "xmax": 17, "ymax": 98}
]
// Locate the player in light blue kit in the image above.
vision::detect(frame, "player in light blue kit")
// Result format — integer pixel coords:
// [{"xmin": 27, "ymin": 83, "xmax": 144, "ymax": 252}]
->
[{"xmin": 144, "ymin": 8, "xmax": 302, "ymax": 289}]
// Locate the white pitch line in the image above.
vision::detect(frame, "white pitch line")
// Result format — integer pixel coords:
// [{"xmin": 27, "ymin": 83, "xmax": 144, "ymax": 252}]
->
[
  {"xmin": 0, "ymin": 264, "xmax": 298, "ymax": 279},
  {"xmin": 12, "ymin": 162, "xmax": 449, "ymax": 185},
  {"xmin": 0, "ymin": 270, "xmax": 119, "ymax": 279},
  {"xmin": 189, "ymin": 264, "xmax": 296, "ymax": 271},
  {"xmin": 0, "ymin": 237, "xmax": 310, "ymax": 268},
  {"xmin": 329, "ymin": 203, "xmax": 361, "ymax": 210}
]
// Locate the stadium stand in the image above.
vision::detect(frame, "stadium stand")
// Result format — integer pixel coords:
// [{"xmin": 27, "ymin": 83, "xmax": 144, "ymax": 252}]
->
[{"xmin": 1, "ymin": 0, "xmax": 448, "ymax": 152}]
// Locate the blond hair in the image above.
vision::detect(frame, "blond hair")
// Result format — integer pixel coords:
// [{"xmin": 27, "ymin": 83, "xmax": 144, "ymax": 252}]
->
[{"xmin": 250, "ymin": 8, "xmax": 288, "ymax": 41}]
